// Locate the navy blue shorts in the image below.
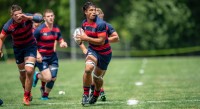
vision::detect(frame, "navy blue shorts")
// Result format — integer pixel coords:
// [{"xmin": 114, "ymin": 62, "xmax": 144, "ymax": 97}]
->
[
  {"xmin": 87, "ymin": 48, "xmax": 112, "ymax": 70},
  {"xmin": 36, "ymin": 52, "xmax": 58, "ymax": 72},
  {"xmin": 13, "ymin": 45, "xmax": 37, "ymax": 64}
]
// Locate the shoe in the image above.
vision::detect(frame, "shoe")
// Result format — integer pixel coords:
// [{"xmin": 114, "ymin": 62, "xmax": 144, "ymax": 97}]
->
[
  {"xmin": 32, "ymin": 71, "xmax": 38, "ymax": 87},
  {"xmin": 89, "ymin": 95, "xmax": 98, "ymax": 104},
  {"xmin": 100, "ymin": 91, "xmax": 106, "ymax": 101},
  {"xmin": 81, "ymin": 94, "xmax": 89, "ymax": 106},
  {"xmin": 41, "ymin": 96, "xmax": 49, "ymax": 100},
  {"xmin": 23, "ymin": 96, "xmax": 30, "ymax": 106}
]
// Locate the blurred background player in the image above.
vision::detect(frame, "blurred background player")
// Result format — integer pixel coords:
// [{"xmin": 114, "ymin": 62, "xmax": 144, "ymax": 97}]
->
[
  {"xmin": 33, "ymin": 9, "xmax": 68, "ymax": 100},
  {"xmin": 0, "ymin": 4, "xmax": 43, "ymax": 106},
  {"xmin": 79, "ymin": 7, "xmax": 119, "ymax": 102},
  {"xmin": 77, "ymin": 2, "xmax": 112, "ymax": 105}
]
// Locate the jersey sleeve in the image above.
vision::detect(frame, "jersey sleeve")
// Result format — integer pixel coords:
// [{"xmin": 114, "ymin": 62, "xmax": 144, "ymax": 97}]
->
[
  {"xmin": 33, "ymin": 27, "xmax": 41, "ymax": 41},
  {"xmin": 97, "ymin": 22, "xmax": 107, "ymax": 37},
  {"xmin": 56, "ymin": 27, "xmax": 63, "ymax": 41},
  {"xmin": 107, "ymin": 23, "xmax": 115, "ymax": 36}
]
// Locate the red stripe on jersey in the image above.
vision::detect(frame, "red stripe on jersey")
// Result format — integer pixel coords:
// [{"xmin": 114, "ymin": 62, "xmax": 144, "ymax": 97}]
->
[
  {"xmin": 40, "ymin": 35, "xmax": 56, "ymax": 41},
  {"xmin": 52, "ymin": 28, "xmax": 60, "ymax": 32},
  {"xmin": 99, "ymin": 49, "xmax": 112, "ymax": 55},
  {"xmin": 98, "ymin": 32, "xmax": 106, "ymax": 37},
  {"xmin": 1, "ymin": 30, "xmax": 7, "ymax": 36},
  {"xmin": 14, "ymin": 35, "xmax": 34, "ymax": 45},
  {"xmin": 37, "ymin": 42, "xmax": 54, "ymax": 47},
  {"xmin": 90, "ymin": 43, "xmax": 110, "ymax": 51},
  {"xmin": 38, "ymin": 49, "xmax": 54, "ymax": 54}
]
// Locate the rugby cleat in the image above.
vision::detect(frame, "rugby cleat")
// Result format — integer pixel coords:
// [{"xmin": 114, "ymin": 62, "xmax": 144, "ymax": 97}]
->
[
  {"xmin": 81, "ymin": 94, "xmax": 89, "ymax": 106},
  {"xmin": 23, "ymin": 96, "xmax": 30, "ymax": 106},
  {"xmin": 32, "ymin": 71, "xmax": 39, "ymax": 87},
  {"xmin": 41, "ymin": 96, "xmax": 49, "ymax": 100},
  {"xmin": 89, "ymin": 95, "xmax": 98, "ymax": 104},
  {"xmin": 100, "ymin": 91, "xmax": 106, "ymax": 101}
]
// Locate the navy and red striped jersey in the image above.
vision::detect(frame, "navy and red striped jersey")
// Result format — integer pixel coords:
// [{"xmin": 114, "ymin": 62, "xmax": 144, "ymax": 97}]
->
[
  {"xmin": 106, "ymin": 23, "xmax": 115, "ymax": 36},
  {"xmin": 1, "ymin": 13, "xmax": 42, "ymax": 48},
  {"xmin": 34, "ymin": 23, "xmax": 63, "ymax": 56},
  {"xmin": 81, "ymin": 16, "xmax": 112, "ymax": 55}
]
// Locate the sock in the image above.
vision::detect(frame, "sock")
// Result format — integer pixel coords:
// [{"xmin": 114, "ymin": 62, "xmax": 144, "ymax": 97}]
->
[
  {"xmin": 93, "ymin": 90, "xmax": 100, "ymax": 97},
  {"xmin": 90, "ymin": 84, "xmax": 95, "ymax": 92},
  {"xmin": 83, "ymin": 86, "xmax": 90, "ymax": 95},
  {"xmin": 41, "ymin": 81, "xmax": 45, "ymax": 88},
  {"xmin": 43, "ymin": 92, "xmax": 49, "ymax": 97},
  {"xmin": 24, "ymin": 91, "xmax": 31, "ymax": 97}
]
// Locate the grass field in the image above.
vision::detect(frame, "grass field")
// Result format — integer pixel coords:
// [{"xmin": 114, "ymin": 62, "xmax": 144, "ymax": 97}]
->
[{"xmin": 0, "ymin": 57, "xmax": 200, "ymax": 109}]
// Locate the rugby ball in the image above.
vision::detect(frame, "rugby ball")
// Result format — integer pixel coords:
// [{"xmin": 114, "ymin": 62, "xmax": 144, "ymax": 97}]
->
[{"xmin": 73, "ymin": 27, "xmax": 84, "ymax": 45}]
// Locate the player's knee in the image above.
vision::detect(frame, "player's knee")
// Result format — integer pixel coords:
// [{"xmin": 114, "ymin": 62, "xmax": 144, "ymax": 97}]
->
[
  {"xmin": 85, "ymin": 66, "xmax": 94, "ymax": 74},
  {"xmin": 43, "ymin": 76, "xmax": 52, "ymax": 82},
  {"xmin": 85, "ymin": 60, "xmax": 95, "ymax": 74},
  {"xmin": 25, "ymin": 68, "xmax": 34, "ymax": 75}
]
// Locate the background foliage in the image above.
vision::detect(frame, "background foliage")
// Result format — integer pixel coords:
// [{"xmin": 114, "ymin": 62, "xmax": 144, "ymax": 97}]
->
[{"xmin": 0, "ymin": 0, "xmax": 200, "ymax": 57}]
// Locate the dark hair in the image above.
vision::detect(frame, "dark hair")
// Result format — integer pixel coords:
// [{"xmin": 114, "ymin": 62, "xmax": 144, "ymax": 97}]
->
[
  {"xmin": 82, "ymin": 1, "xmax": 96, "ymax": 12},
  {"xmin": 10, "ymin": 4, "xmax": 22, "ymax": 15}
]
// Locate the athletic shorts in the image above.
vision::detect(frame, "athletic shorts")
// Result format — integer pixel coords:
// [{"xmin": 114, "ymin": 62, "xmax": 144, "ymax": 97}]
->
[
  {"xmin": 13, "ymin": 44, "xmax": 37, "ymax": 64},
  {"xmin": 36, "ymin": 52, "xmax": 59, "ymax": 73},
  {"xmin": 87, "ymin": 47, "xmax": 112, "ymax": 70}
]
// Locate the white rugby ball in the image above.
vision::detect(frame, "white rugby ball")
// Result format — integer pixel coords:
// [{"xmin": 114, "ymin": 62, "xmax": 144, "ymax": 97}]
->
[{"xmin": 73, "ymin": 27, "xmax": 84, "ymax": 45}]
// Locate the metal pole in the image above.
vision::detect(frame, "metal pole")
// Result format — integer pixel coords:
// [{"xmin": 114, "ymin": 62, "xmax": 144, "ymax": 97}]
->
[{"xmin": 70, "ymin": 0, "xmax": 77, "ymax": 60}]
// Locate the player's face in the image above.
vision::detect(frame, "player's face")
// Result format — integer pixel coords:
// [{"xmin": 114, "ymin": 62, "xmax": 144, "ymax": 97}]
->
[
  {"xmin": 11, "ymin": 10, "xmax": 23, "ymax": 23},
  {"xmin": 85, "ymin": 6, "xmax": 96, "ymax": 20},
  {"xmin": 44, "ymin": 12, "xmax": 54, "ymax": 24}
]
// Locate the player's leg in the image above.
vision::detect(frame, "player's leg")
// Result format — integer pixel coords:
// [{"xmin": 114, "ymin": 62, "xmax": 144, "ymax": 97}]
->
[
  {"xmin": 100, "ymin": 73, "xmax": 106, "ymax": 101},
  {"xmin": 89, "ymin": 53, "xmax": 111, "ymax": 104},
  {"xmin": 82, "ymin": 53, "xmax": 97, "ymax": 106},
  {"xmin": 41, "ymin": 65, "xmax": 58, "ymax": 100},
  {"xmin": 89, "ymin": 67, "xmax": 105, "ymax": 104},
  {"xmin": 17, "ymin": 63, "xmax": 26, "ymax": 90},
  {"xmin": 23, "ymin": 45, "xmax": 37, "ymax": 106},
  {"xmin": 32, "ymin": 63, "xmax": 52, "ymax": 87},
  {"xmin": 22, "ymin": 56, "xmax": 35, "ymax": 106}
]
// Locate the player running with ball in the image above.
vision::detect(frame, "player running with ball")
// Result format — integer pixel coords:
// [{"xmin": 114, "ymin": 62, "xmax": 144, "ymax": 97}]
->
[{"xmin": 76, "ymin": 2, "xmax": 113, "ymax": 105}]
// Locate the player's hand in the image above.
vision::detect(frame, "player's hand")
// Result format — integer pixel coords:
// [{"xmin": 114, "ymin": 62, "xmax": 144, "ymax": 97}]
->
[
  {"xmin": 36, "ymin": 52, "xmax": 42, "ymax": 63},
  {"xmin": 60, "ymin": 41, "xmax": 68, "ymax": 48},
  {"xmin": 77, "ymin": 32, "xmax": 88, "ymax": 41},
  {"xmin": 17, "ymin": 13, "xmax": 31, "ymax": 21}
]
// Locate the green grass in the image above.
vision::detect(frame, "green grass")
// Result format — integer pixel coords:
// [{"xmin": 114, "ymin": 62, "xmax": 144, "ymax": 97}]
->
[{"xmin": 0, "ymin": 57, "xmax": 200, "ymax": 109}]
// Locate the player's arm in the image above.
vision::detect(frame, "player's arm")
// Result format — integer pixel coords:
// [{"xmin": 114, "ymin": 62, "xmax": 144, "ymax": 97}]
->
[
  {"xmin": 108, "ymin": 31, "xmax": 120, "ymax": 43},
  {"xmin": 36, "ymin": 50, "xmax": 42, "ymax": 63},
  {"xmin": 0, "ymin": 33, "xmax": 6, "ymax": 58},
  {"xmin": 17, "ymin": 13, "xmax": 43, "ymax": 23},
  {"xmin": 79, "ymin": 43, "xmax": 88, "ymax": 55},
  {"xmin": 58, "ymin": 39, "xmax": 68, "ymax": 48},
  {"xmin": 78, "ymin": 23, "xmax": 106, "ymax": 45},
  {"xmin": 54, "ymin": 41, "xmax": 57, "ymax": 52}
]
